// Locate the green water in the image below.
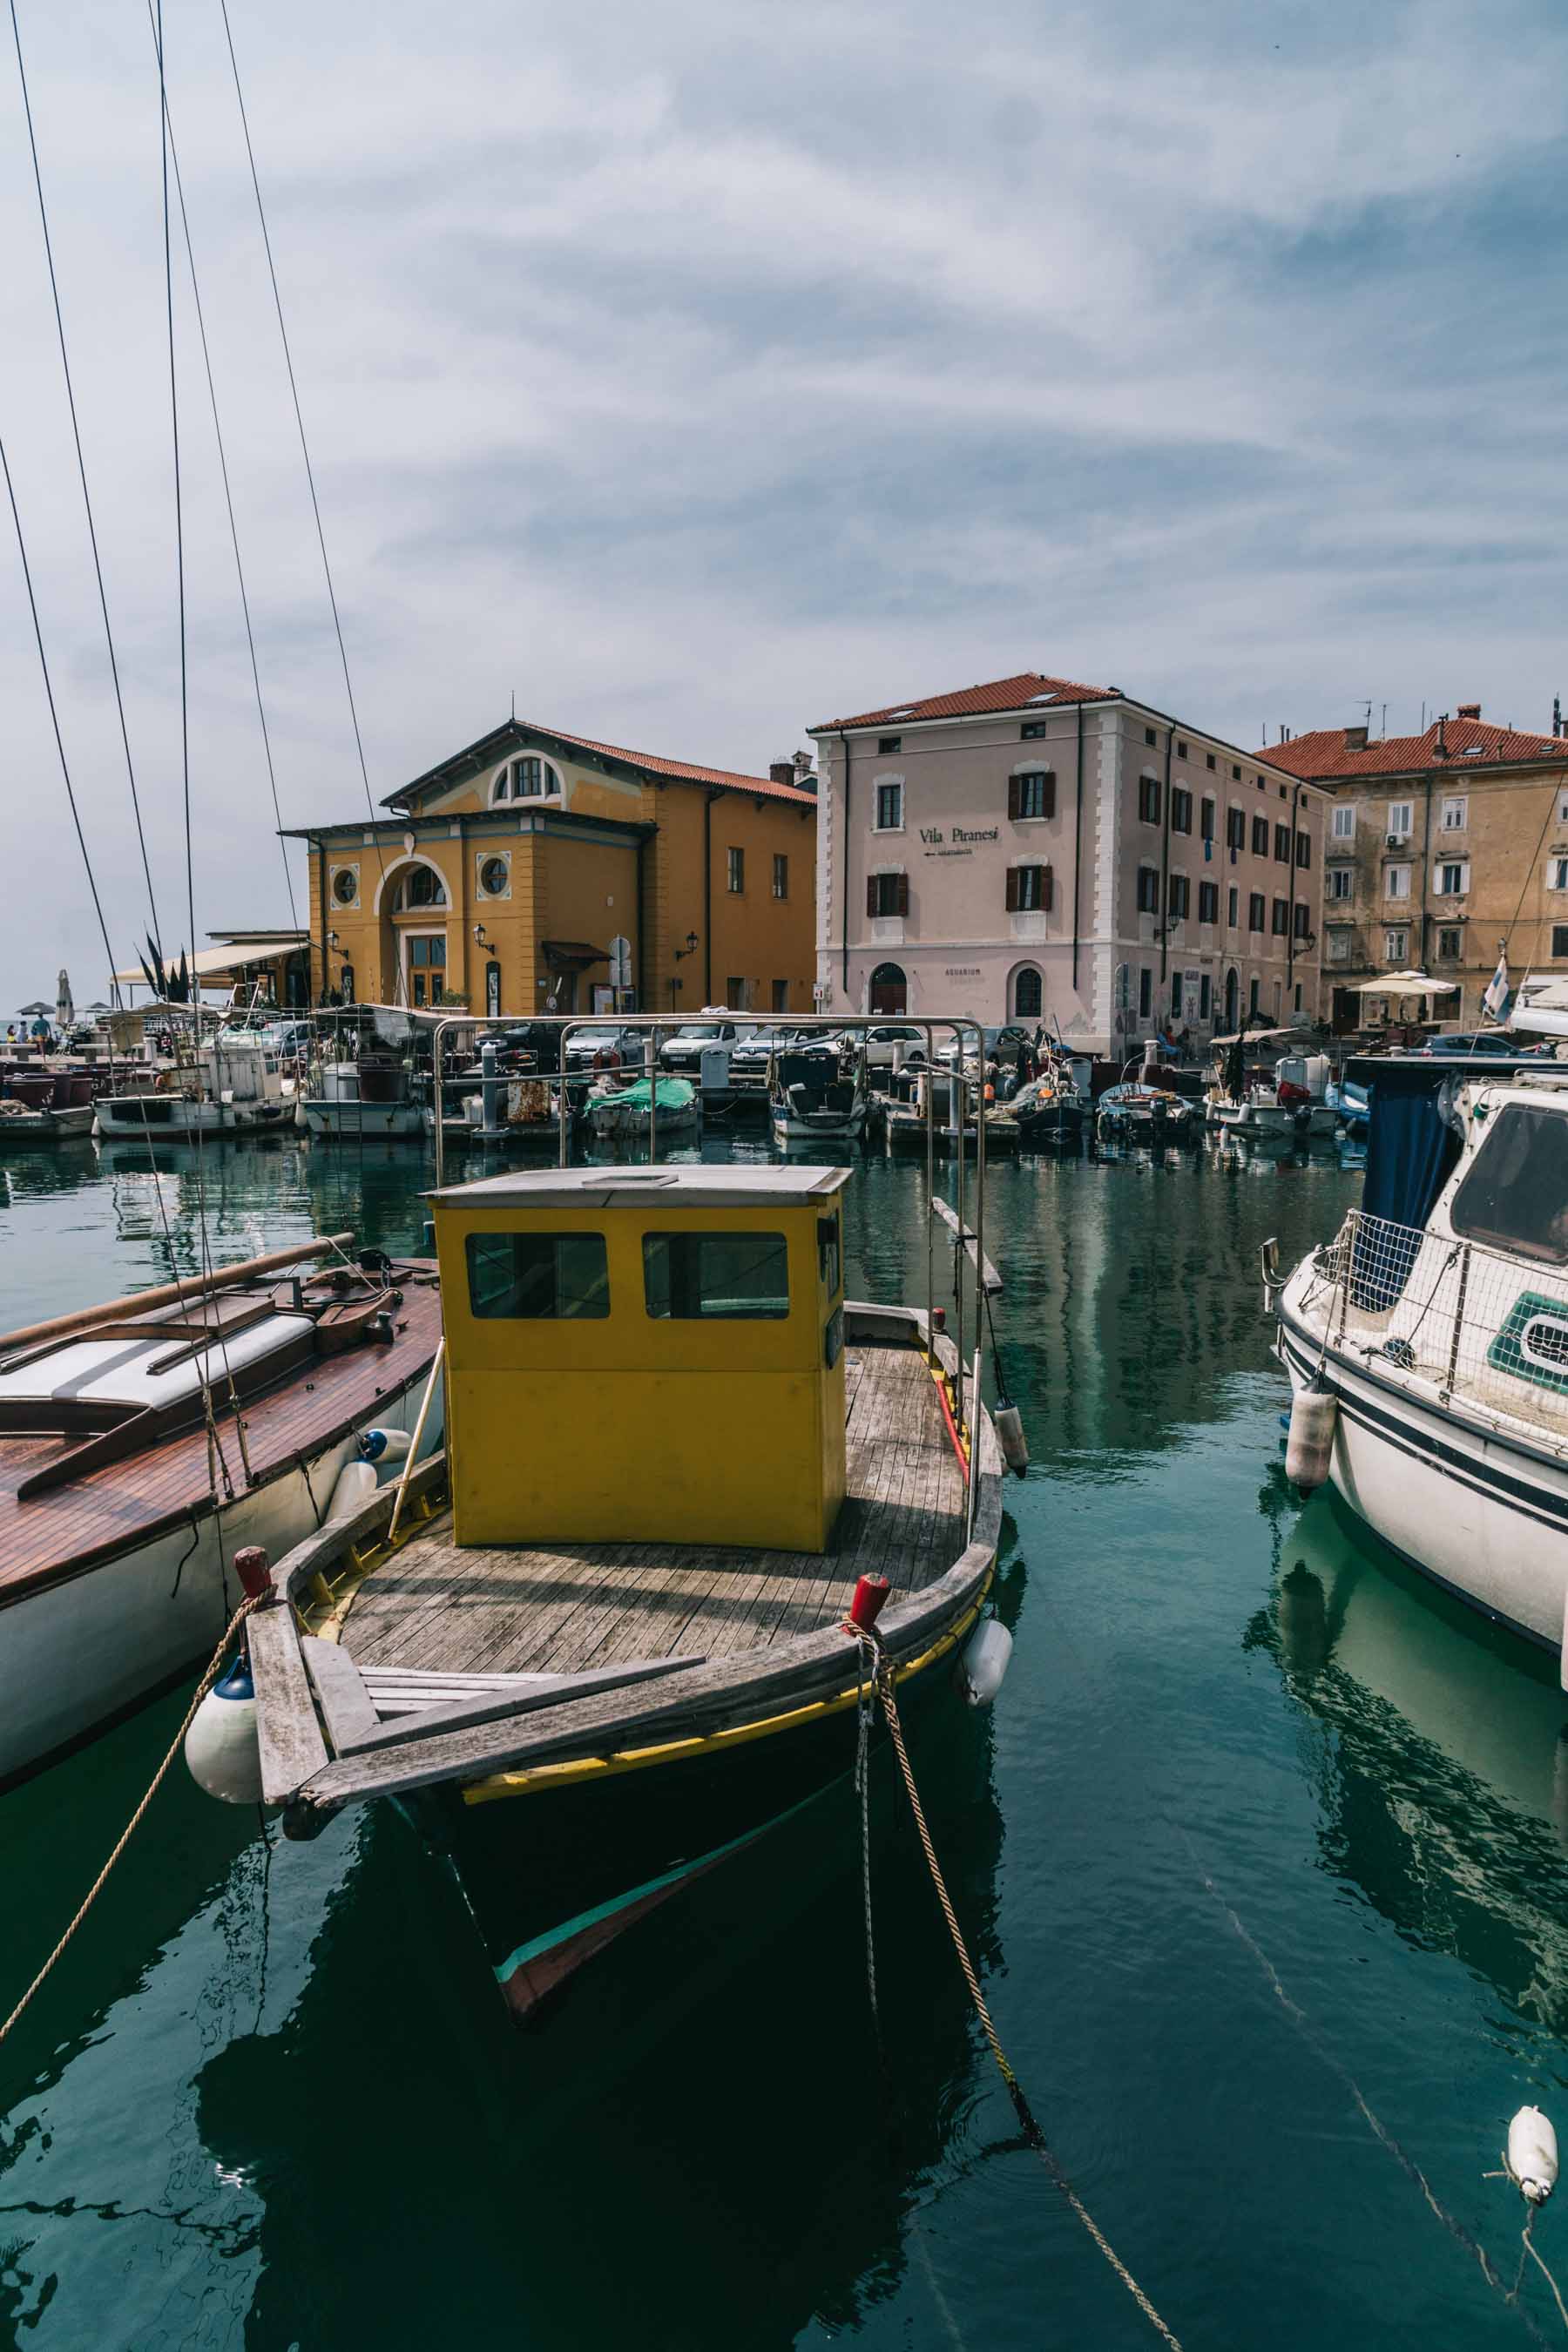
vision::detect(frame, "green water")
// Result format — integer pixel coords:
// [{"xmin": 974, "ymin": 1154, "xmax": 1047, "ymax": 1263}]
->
[{"xmin": 3, "ymin": 1128, "xmax": 1567, "ymax": 2348}]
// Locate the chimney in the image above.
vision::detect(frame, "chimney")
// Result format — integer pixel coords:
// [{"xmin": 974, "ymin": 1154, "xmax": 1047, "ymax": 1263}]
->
[
  {"xmin": 769, "ymin": 760, "xmax": 796, "ymax": 787},
  {"xmin": 1555, "ymin": 694, "xmax": 1563, "ymax": 739},
  {"xmin": 1343, "ymin": 725, "xmax": 1369, "ymax": 751},
  {"xmin": 1456, "ymin": 702, "xmax": 1481, "ymax": 721},
  {"xmin": 1435, "ymin": 713, "xmax": 1449, "ymax": 758}
]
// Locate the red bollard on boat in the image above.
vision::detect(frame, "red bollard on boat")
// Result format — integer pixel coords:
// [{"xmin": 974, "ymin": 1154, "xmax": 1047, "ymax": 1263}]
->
[{"xmin": 848, "ymin": 1572, "xmax": 890, "ymax": 1632}]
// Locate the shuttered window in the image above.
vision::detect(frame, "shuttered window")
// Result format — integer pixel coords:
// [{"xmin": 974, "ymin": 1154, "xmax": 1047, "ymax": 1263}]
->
[
  {"xmin": 1010, "ymin": 770, "xmax": 1055, "ymax": 821},
  {"xmin": 867, "ymin": 873, "xmax": 908, "ymax": 917},
  {"xmin": 1006, "ymin": 865, "xmax": 1052, "ymax": 911}
]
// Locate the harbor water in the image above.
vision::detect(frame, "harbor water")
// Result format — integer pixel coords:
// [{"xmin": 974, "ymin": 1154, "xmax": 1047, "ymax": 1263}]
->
[{"xmin": 3, "ymin": 1129, "xmax": 1566, "ymax": 2348}]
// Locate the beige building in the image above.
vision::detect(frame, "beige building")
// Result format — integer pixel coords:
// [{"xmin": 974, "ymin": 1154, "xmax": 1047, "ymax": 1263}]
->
[
  {"xmin": 1264, "ymin": 706, "xmax": 1568, "ymax": 1029},
  {"xmin": 810, "ymin": 670, "xmax": 1329, "ymax": 1053}
]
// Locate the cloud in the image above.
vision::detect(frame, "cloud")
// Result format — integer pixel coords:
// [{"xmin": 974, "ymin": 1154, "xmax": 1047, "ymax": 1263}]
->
[{"xmin": 3, "ymin": 0, "xmax": 1567, "ymax": 1004}]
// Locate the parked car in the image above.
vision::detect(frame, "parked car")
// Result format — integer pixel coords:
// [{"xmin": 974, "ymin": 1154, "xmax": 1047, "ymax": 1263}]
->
[
  {"xmin": 659, "ymin": 1019, "xmax": 740, "ymax": 1073},
  {"xmin": 562, "ymin": 1024, "xmax": 647, "ymax": 1074},
  {"xmin": 855, "ymin": 1023, "xmax": 930, "ymax": 1070},
  {"xmin": 1416, "ymin": 1029, "xmax": 1538, "ymax": 1058},
  {"xmin": 727, "ymin": 1027, "xmax": 785, "ymax": 1074}
]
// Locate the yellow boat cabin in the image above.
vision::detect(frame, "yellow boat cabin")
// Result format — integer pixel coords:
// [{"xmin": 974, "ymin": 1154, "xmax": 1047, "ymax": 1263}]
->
[{"xmin": 427, "ymin": 1165, "xmax": 849, "ymax": 1553}]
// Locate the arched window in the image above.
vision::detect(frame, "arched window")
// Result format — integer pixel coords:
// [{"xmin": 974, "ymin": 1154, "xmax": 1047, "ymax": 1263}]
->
[
  {"xmin": 1013, "ymin": 966, "xmax": 1043, "ymax": 1020},
  {"xmin": 868, "ymin": 961, "xmax": 907, "ymax": 1013},
  {"xmin": 491, "ymin": 756, "xmax": 562, "ymax": 804},
  {"xmin": 392, "ymin": 863, "xmax": 448, "ymax": 910}
]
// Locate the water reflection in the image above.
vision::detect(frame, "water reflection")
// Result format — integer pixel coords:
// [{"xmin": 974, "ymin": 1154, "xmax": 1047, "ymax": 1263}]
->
[{"xmin": 1248, "ymin": 1486, "xmax": 1568, "ymax": 2025}]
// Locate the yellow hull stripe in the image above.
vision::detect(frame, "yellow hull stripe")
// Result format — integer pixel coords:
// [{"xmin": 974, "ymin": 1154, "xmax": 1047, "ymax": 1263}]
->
[{"xmin": 459, "ymin": 1567, "xmax": 995, "ymax": 1807}]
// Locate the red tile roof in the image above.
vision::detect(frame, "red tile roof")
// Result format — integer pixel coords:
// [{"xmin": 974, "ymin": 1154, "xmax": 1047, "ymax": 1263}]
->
[
  {"xmin": 1260, "ymin": 716, "xmax": 1568, "ymax": 781},
  {"xmin": 387, "ymin": 718, "xmax": 817, "ymax": 810},
  {"xmin": 814, "ymin": 670, "xmax": 1120, "ymax": 731}
]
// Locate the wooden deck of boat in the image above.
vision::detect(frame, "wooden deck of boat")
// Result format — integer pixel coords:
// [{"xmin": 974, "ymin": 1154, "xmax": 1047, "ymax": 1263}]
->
[
  {"xmin": 0, "ymin": 1270, "xmax": 443, "ymax": 1602},
  {"xmin": 339, "ymin": 1339, "xmax": 966, "ymax": 1678}
]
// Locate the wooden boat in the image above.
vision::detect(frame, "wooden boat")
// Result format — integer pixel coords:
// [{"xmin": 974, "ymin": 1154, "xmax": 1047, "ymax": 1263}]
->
[
  {"xmin": 1095, "ymin": 1058, "xmax": 1202, "ymax": 1145},
  {"xmin": 1009, "ymin": 1065, "xmax": 1086, "ymax": 1142},
  {"xmin": 0, "ymin": 1237, "xmax": 443, "ymax": 1785},
  {"xmin": 0, "ymin": 1098, "xmax": 97, "ymax": 1146},
  {"xmin": 767, "ymin": 1048, "xmax": 868, "ymax": 1146},
  {"xmin": 237, "ymin": 1163, "xmax": 1004, "ymax": 2020}
]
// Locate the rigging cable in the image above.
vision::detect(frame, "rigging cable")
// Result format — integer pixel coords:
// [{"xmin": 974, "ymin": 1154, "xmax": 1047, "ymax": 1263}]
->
[
  {"xmin": 217, "ymin": 0, "xmax": 389, "ymax": 904},
  {"xmin": 7, "ymin": 0, "xmax": 165, "ymax": 956},
  {"xmin": 145, "ymin": 0, "xmax": 298, "ymax": 935}
]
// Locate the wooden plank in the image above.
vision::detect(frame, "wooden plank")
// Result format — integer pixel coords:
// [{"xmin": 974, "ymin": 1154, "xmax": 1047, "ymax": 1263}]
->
[
  {"xmin": 301, "ymin": 1636, "xmax": 379, "ymax": 1752},
  {"xmin": 250, "ymin": 1603, "xmax": 328, "ymax": 1802},
  {"xmin": 335, "ymin": 1652, "xmax": 706, "ymax": 1754},
  {"xmin": 929, "ymin": 1193, "xmax": 1002, "ymax": 1294}
]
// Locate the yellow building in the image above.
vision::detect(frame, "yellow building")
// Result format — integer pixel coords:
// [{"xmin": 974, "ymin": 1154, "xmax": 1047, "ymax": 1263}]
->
[{"xmin": 284, "ymin": 719, "xmax": 819, "ymax": 1017}]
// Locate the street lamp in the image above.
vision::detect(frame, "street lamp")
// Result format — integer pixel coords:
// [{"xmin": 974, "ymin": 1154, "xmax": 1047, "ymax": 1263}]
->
[{"xmin": 674, "ymin": 929, "xmax": 700, "ymax": 960}]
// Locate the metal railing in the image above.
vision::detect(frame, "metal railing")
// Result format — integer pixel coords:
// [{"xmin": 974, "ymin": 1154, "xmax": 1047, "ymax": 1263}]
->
[{"xmin": 429, "ymin": 1011, "xmax": 993, "ymax": 1532}]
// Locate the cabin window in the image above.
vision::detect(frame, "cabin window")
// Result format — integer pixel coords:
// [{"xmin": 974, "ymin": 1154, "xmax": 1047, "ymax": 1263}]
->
[
  {"xmin": 643, "ymin": 1230, "xmax": 790, "ymax": 1320},
  {"xmin": 1450, "ymin": 1105, "xmax": 1568, "ymax": 1264},
  {"xmin": 466, "ymin": 1232, "xmax": 611, "ymax": 1319}
]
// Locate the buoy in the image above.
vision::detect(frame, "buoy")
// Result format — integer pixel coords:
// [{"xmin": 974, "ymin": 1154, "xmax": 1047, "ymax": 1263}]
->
[
  {"xmin": 1285, "ymin": 1378, "xmax": 1338, "ymax": 1490},
  {"xmin": 1510, "ymin": 2106, "xmax": 1559, "ymax": 2204},
  {"xmin": 357, "ymin": 1425, "xmax": 412, "ymax": 1466},
  {"xmin": 956, "ymin": 1619, "xmax": 1013, "ymax": 1706},
  {"xmin": 327, "ymin": 1457, "xmax": 378, "ymax": 1521},
  {"xmin": 185, "ymin": 1653, "xmax": 264, "ymax": 1805},
  {"xmin": 995, "ymin": 1402, "xmax": 1030, "ymax": 1477}
]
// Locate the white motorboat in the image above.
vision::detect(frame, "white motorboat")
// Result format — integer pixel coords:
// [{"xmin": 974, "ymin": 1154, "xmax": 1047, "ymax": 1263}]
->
[
  {"xmin": 96, "ymin": 1033, "xmax": 293, "ymax": 1140},
  {"xmin": 1269, "ymin": 1050, "xmax": 1568, "ymax": 1656},
  {"xmin": 0, "ymin": 1238, "xmax": 444, "ymax": 1785},
  {"xmin": 768, "ymin": 1048, "xmax": 868, "ymax": 1147},
  {"xmin": 1210, "ymin": 1036, "xmax": 1338, "ymax": 1141}
]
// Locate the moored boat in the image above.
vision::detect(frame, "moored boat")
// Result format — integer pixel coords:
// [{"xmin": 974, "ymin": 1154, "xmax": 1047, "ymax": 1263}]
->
[
  {"xmin": 97, "ymin": 1032, "xmax": 292, "ymax": 1140},
  {"xmin": 233, "ymin": 1159, "xmax": 1006, "ymax": 2019},
  {"xmin": 584, "ymin": 1072, "xmax": 700, "ymax": 1141},
  {"xmin": 1268, "ymin": 1046, "xmax": 1568, "ymax": 1653},
  {"xmin": 1095, "ymin": 1058, "xmax": 1202, "ymax": 1145},
  {"xmin": 0, "ymin": 1237, "xmax": 443, "ymax": 1784},
  {"xmin": 767, "ymin": 1046, "xmax": 868, "ymax": 1147}
]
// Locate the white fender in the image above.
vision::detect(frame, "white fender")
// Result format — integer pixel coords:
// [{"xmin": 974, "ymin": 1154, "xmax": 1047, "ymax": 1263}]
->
[
  {"xmin": 328, "ymin": 1458, "xmax": 378, "ymax": 1522},
  {"xmin": 1510, "ymin": 2106, "xmax": 1558, "ymax": 2204},
  {"xmin": 185, "ymin": 1659, "xmax": 264, "ymax": 1805},
  {"xmin": 358, "ymin": 1425, "xmax": 412, "ymax": 1467},
  {"xmin": 994, "ymin": 1403, "xmax": 1030, "ymax": 1477},
  {"xmin": 956, "ymin": 1619, "xmax": 1013, "ymax": 1707},
  {"xmin": 1286, "ymin": 1380, "xmax": 1338, "ymax": 1490}
]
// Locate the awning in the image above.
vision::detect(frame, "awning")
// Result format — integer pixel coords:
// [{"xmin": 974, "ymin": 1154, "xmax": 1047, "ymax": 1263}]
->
[
  {"xmin": 1341, "ymin": 970, "xmax": 1460, "ymax": 996},
  {"xmin": 111, "ymin": 936, "xmax": 308, "ymax": 984},
  {"xmin": 1208, "ymin": 1026, "xmax": 1314, "ymax": 1048},
  {"xmin": 540, "ymin": 940, "xmax": 608, "ymax": 968}
]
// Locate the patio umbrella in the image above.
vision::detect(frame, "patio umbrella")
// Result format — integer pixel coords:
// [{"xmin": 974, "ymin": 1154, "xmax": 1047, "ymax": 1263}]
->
[
  {"xmin": 1342, "ymin": 970, "xmax": 1460, "ymax": 995},
  {"xmin": 15, "ymin": 1000, "xmax": 52, "ymax": 1017},
  {"xmin": 56, "ymin": 968, "xmax": 73, "ymax": 1028}
]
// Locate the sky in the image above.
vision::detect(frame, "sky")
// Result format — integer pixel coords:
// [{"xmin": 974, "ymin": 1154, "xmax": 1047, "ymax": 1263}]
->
[{"xmin": 3, "ymin": 0, "xmax": 1566, "ymax": 1008}]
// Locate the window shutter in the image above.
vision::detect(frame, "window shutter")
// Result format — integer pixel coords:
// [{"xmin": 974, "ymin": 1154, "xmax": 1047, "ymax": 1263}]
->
[
  {"xmin": 1044, "ymin": 773, "xmax": 1056, "ymax": 818},
  {"xmin": 1008, "ymin": 774, "xmax": 1021, "ymax": 821},
  {"xmin": 1005, "ymin": 868, "xmax": 1019, "ymax": 912},
  {"xmin": 866, "ymin": 875, "xmax": 877, "ymax": 918},
  {"xmin": 1043, "ymin": 865, "xmax": 1054, "ymax": 909},
  {"xmin": 896, "ymin": 873, "xmax": 909, "ymax": 916}
]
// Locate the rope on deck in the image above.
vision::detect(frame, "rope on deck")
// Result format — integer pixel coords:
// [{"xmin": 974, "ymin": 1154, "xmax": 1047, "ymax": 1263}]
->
[
  {"xmin": 0, "ymin": 1592, "xmax": 264, "ymax": 2047},
  {"xmin": 849, "ymin": 1625, "xmax": 1185, "ymax": 2352}
]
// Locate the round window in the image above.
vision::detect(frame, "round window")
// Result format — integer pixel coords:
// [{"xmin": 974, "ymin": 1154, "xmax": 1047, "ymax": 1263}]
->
[
  {"xmin": 479, "ymin": 856, "xmax": 509, "ymax": 897},
  {"xmin": 331, "ymin": 867, "xmax": 358, "ymax": 905}
]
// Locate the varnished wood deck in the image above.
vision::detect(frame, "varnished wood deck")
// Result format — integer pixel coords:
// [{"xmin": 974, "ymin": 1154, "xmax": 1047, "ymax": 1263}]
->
[
  {"xmin": 0, "ymin": 1270, "xmax": 443, "ymax": 1602},
  {"xmin": 339, "ymin": 1342, "xmax": 966, "ymax": 1679}
]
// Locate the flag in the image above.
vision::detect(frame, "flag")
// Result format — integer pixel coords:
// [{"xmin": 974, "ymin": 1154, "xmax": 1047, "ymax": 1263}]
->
[{"xmin": 1483, "ymin": 951, "xmax": 1511, "ymax": 1023}]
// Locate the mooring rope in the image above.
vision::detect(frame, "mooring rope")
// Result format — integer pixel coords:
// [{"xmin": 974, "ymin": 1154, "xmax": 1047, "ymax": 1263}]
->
[
  {"xmin": 849, "ymin": 1625, "xmax": 1185, "ymax": 2351},
  {"xmin": 0, "ymin": 1592, "xmax": 263, "ymax": 2047}
]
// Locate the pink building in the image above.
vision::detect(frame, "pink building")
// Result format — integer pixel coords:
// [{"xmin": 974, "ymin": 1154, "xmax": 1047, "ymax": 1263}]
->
[{"xmin": 809, "ymin": 671, "xmax": 1331, "ymax": 1054}]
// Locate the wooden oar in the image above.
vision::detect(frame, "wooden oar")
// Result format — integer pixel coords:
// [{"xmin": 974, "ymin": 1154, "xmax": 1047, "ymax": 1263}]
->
[{"xmin": 0, "ymin": 1233, "xmax": 355, "ymax": 1357}]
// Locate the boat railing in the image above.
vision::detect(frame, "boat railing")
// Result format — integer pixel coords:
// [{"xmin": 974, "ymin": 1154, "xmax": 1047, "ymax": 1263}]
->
[
  {"xmin": 1305, "ymin": 1206, "xmax": 1568, "ymax": 1442},
  {"xmin": 430, "ymin": 1010, "xmax": 993, "ymax": 1537}
]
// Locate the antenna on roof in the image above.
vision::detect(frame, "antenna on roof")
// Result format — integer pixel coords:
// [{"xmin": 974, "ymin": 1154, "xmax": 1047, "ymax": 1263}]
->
[
  {"xmin": 1380, "ymin": 703, "xmax": 1388, "ymax": 739},
  {"xmin": 510, "ymin": 688, "xmax": 516, "ymax": 721}
]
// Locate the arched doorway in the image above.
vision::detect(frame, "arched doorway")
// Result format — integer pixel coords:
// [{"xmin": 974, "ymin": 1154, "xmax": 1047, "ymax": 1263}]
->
[
  {"xmin": 375, "ymin": 856, "xmax": 450, "ymax": 1005},
  {"xmin": 1224, "ymin": 966, "xmax": 1239, "ymax": 1031},
  {"xmin": 1011, "ymin": 964, "xmax": 1043, "ymax": 1022},
  {"xmin": 868, "ymin": 962, "xmax": 907, "ymax": 1013}
]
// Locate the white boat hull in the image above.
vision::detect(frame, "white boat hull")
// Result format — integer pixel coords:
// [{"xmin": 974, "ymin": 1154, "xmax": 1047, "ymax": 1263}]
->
[
  {"xmin": 1216, "ymin": 1101, "xmax": 1338, "ymax": 1138},
  {"xmin": 0, "ymin": 1368, "xmax": 444, "ymax": 1786},
  {"xmin": 96, "ymin": 1098, "xmax": 293, "ymax": 1140},
  {"xmin": 769, "ymin": 1103, "xmax": 868, "ymax": 1146},
  {"xmin": 301, "ymin": 1099, "xmax": 423, "ymax": 1138},
  {"xmin": 1277, "ymin": 1291, "xmax": 1568, "ymax": 1651}
]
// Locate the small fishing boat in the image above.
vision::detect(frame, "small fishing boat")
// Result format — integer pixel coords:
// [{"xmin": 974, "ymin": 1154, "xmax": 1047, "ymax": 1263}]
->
[
  {"xmin": 0, "ymin": 1237, "xmax": 443, "ymax": 1784},
  {"xmin": 767, "ymin": 1047, "xmax": 868, "ymax": 1147},
  {"xmin": 1268, "ymin": 1041, "xmax": 1568, "ymax": 1654},
  {"xmin": 1009, "ymin": 1066, "xmax": 1086, "ymax": 1143},
  {"xmin": 299, "ymin": 1051, "xmax": 423, "ymax": 1139},
  {"xmin": 0, "ymin": 1071, "xmax": 97, "ymax": 1146},
  {"xmin": 583, "ymin": 1072, "xmax": 700, "ymax": 1141},
  {"xmin": 1095, "ymin": 1059, "xmax": 1202, "ymax": 1145},
  {"xmin": 96, "ymin": 1031, "xmax": 293, "ymax": 1140},
  {"xmin": 229, "ymin": 1159, "xmax": 1007, "ymax": 2020},
  {"xmin": 1325, "ymin": 1076, "xmax": 1369, "ymax": 1139}
]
